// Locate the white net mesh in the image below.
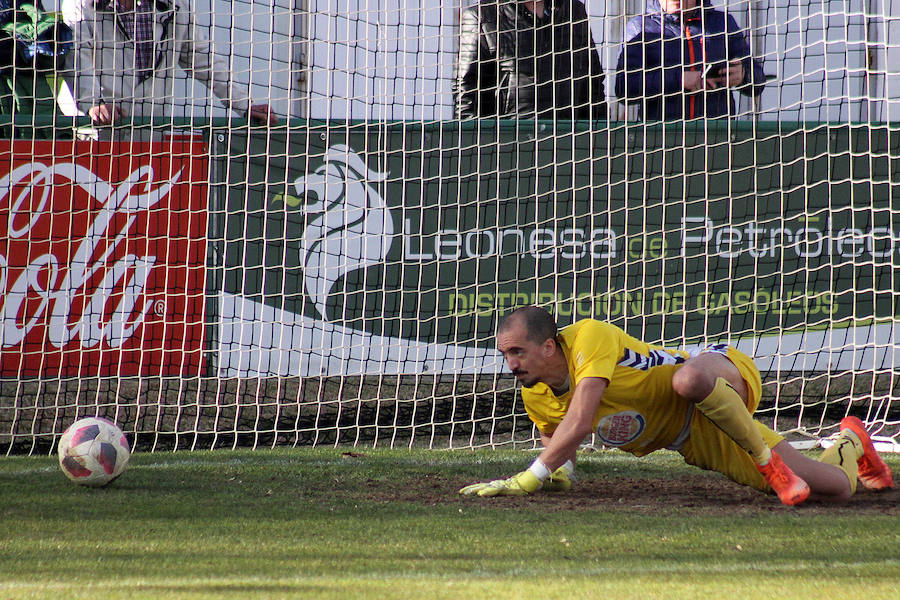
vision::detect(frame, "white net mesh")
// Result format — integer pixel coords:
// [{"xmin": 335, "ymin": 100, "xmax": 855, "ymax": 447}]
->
[{"xmin": 1, "ymin": 0, "xmax": 898, "ymax": 454}]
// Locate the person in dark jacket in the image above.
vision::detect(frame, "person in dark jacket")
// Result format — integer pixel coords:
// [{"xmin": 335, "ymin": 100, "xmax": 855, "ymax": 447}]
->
[
  {"xmin": 454, "ymin": 0, "xmax": 607, "ymax": 120},
  {"xmin": 615, "ymin": 0, "xmax": 765, "ymax": 120}
]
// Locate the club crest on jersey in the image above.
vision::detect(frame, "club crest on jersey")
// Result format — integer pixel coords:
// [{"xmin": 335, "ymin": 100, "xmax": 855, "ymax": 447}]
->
[{"xmin": 596, "ymin": 411, "xmax": 646, "ymax": 446}]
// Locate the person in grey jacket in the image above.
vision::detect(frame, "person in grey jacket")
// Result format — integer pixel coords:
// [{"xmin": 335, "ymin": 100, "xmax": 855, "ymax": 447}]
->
[
  {"xmin": 62, "ymin": 0, "xmax": 275, "ymax": 126},
  {"xmin": 454, "ymin": 0, "xmax": 606, "ymax": 120}
]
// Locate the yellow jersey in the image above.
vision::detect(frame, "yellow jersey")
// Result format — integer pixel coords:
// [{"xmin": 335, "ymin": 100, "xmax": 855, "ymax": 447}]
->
[{"xmin": 521, "ymin": 319, "xmax": 696, "ymax": 456}]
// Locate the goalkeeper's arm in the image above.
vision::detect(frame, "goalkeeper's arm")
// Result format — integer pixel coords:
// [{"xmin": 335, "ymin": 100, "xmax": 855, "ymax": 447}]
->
[
  {"xmin": 458, "ymin": 378, "xmax": 605, "ymax": 496},
  {"xmin": 540, "ymin": 433, "xmax": 576, "ymax": 492},
  {"xmin": 541, "ymin": 433, "xmax": 576, "ymax": 469}
]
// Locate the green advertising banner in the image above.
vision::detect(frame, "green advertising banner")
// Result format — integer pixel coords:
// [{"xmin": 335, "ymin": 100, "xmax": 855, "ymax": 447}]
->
[{"xmin": 213, "ymin": 122, "xmax": 900, "ymax": 377}]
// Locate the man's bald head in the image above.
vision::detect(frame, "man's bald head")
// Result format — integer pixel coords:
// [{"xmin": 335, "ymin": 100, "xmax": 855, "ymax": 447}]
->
[{"xmin": 498, "ymin": 305, "xmax": 558, "ymax": 345}]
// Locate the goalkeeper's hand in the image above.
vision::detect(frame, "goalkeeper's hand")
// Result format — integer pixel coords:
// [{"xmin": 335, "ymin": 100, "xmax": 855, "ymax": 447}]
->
[
  {"xmin": 458, "ymin": 470, "xmax": 543, "ymax": 497},
  {"xmin": 541, "ymin": 466, "xmax": 575, "ymax": 492}
]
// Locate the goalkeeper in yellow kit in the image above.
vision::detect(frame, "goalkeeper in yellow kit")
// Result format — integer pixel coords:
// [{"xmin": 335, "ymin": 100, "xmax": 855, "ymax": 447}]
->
[{"xmin": 459, "ymin": 306, "xmax": 894, "ymax": 505}]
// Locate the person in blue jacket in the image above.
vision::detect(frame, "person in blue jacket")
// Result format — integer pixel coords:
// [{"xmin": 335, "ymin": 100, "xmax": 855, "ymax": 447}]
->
[{"xmin": 615, "ymin": 0, "xmax": 765, "ymax": 120}]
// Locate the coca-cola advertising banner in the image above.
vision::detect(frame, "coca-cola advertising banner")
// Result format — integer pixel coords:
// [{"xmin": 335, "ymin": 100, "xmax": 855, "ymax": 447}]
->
[{"xmin": 0, "ymin": 140, "xmax": 208, "ymax": 376}]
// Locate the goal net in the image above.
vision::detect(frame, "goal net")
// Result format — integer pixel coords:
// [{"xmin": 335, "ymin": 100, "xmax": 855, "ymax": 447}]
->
[{"xmin": 1, "ymin": 0, "xmax": 898, "ymax": 454}]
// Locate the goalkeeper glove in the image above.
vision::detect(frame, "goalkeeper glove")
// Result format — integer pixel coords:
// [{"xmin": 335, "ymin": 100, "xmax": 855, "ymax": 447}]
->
[
  {"xmin": 458, "ymin": 469, "xmax": 543, "ymax": 497},
  {"xmin": 542, "ymin": 463, "xmax": 575, "ymax": 492}
]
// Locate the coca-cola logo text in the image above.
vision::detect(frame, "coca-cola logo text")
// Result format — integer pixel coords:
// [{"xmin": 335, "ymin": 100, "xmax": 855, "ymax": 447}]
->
[
  {"xmin": 0, "ymin": 140, "xmax": 208, "ymax": 376},
  {"xmin": 1, "ymin": 162, "xmax": 181, "ymax": 349}
]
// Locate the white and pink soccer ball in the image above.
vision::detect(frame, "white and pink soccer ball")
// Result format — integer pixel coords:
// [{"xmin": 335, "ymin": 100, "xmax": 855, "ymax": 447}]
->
[{"xmin": 57, "ymin": 417, "xmax": 130, "ymax": 487}]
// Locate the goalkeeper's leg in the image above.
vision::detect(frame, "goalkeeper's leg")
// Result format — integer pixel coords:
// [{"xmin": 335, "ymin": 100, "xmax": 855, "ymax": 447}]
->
[
  {"xmin": 772, "ymin": 441, "xmax": 855, "ymax": 501},
  {"xmin": 749, "ymin": 420, "xmax": 893, "ymax": 501},
  {"xmin": 679, "ymin": 352, "xmax": 891, "ymax": 499},
  {"xmin": 672, "ymin": 351, "xmax": 771, "ymax": 465},
  {"xmin": 821, "ymin": 417, "xmax": 894, "ymax": 491},
  {"xmin": 681, "ymin": 419, "xmax": 854, "ymax": 503},
  {"xmin": 672, "ymin": 350, "xmax": 809, "ymax": 505}
]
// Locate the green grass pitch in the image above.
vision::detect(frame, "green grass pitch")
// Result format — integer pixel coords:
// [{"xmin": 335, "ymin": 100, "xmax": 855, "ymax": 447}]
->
[{"xmin": 1, "ymin": 448, "xmax": 897, "ymax": 599}]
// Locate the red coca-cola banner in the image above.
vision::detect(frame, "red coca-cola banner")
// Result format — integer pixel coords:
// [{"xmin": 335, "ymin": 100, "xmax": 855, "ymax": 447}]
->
[{"xmin": 0, "ymin": 139, "xmax": 208, "ymax": 376}]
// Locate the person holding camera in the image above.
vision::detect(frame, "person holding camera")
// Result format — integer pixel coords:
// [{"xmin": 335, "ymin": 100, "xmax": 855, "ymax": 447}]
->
[{"xmin": 614, "ymin": 0, "xmax": 765, "ymax": 120}]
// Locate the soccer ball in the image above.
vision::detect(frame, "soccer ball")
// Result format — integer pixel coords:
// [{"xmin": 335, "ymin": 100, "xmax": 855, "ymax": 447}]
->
[{"xmin": 58, "ymin": 417, "xmax": 130, "ymax": 487}]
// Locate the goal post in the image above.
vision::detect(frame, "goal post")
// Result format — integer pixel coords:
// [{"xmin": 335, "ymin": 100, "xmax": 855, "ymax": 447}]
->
[{"xmin": 1, "ymin": 0, "xmax": 899, "ymax": 454}]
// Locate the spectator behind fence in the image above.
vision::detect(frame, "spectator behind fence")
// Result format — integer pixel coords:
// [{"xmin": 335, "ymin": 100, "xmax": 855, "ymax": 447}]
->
[
  {"xmin": 454, "ymin": 0, "xmax": 607, "ymax": 121},
  {"xmin": 62, "ymin": 0, "xmax": 276, "ymax": 128},
  {"xmin": 1, "ymin": 0, "xmax": 73, "ymax": 129},
  {"xmin": 615, "ymin": 0, "xmax": 765, "ymax": 121}
]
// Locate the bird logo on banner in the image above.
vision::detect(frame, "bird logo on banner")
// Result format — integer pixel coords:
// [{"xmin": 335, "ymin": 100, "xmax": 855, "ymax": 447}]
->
[{"xmin": 278, "ymin": 144, "xmax": 392, "ymax": 320}]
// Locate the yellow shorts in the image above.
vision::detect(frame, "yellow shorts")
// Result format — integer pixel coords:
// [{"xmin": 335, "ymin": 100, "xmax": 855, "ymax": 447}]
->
[{"xmin": 678, "ymin": 346, "xmax": 784, "ymax": 492}]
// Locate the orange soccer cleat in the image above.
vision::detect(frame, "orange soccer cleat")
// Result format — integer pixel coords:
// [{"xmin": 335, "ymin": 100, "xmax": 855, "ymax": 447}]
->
[
  {"xmin": 757, "ymin": 450, "xmax": 810, "ymax": 506},
  {"xmin": 840, "ymin": 417, "xmax": 895, "ymax": 491}
]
